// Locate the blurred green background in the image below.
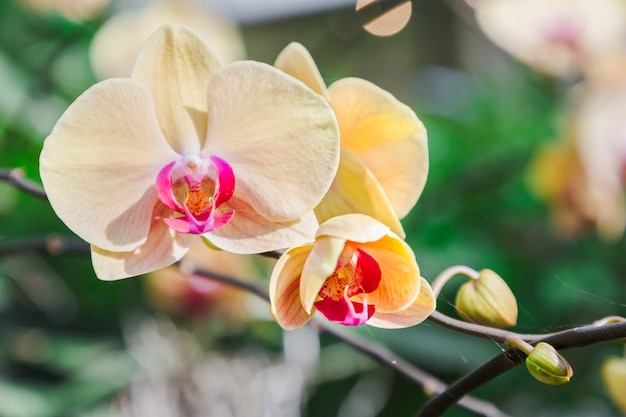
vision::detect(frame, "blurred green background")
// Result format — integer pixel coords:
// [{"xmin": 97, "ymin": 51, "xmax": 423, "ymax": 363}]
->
[{"xmin": 1, "ymin": 0, "xmax": 625, "ymax": 416}]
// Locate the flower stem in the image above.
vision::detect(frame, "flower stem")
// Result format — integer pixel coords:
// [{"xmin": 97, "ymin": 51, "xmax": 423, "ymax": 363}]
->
[{"xmin": 431, "ymin": 265, "xmax": 480, "ymax": 298}]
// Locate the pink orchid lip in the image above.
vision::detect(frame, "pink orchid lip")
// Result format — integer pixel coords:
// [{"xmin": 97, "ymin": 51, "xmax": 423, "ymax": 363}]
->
[
  {"xmin": 546, "ymin": 19, "xmax": 580, "ymax": 50},
  {"xmin": 314, "ymin": 248, "xmax": 381, "ymax": 326},
  {"xmin": 156, "ymin": 154, "xmax": 235, "ymax": 234}
]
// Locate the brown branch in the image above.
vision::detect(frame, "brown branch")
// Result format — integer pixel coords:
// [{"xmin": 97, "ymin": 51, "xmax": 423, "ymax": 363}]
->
[
  {"xmin": 0, "ymin": 168, "xmax": 47, "ymax": 200},
  {"xmin": 427, "ymin": 311, "xmax": 559, "ymax": 344},
  {"xmin": 316, "ymin": 322, "xmax": 511, "ymax": 417},
  {"xmin": 0, "ymin": 235, "xmax": 89, "ymax": 256},
  {"xmin": 5, "ymin": 237, "xmax": 624, "ymax": 417},
  {"xmin": 416, "ymin": 320, "xmax": 626, "ymax": 416},
  {"xmin": 183, "ymin": 261, "xmax": 511, "ymax": 417}
]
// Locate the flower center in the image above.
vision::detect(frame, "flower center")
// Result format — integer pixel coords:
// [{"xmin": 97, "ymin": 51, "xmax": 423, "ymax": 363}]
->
[
  {"xmin": 546, "ymin": 19, "xmax": 580, "ymax": 50},
  {"xmin": 314, "ymin": 247, "xmax": 382, "ymax": 326},
  {"xmin": 156, "ymin": 154, "xmax": 235, "ymax": 234},
  {"xmin": 319, "ymin": 262, "xmax": 353, "ymax": 301}
]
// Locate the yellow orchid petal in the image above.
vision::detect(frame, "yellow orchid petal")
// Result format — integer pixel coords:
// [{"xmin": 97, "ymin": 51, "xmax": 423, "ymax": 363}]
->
[
  {"xmin": 207, "ymin": 198, "xmax": 318, "ymax": 254},
  {"xmin": 351, "ymin": 235, "xmax": 420, "ymax": 313},
  {"xmin": 269, "ymin": 244, "xmax": 316, "ymax": 330},
  {"xmin": 131, "ymin": 24, "xmax": 222, "ymax": 154},
  {"xmin": 299, "ymin": 236, "xmax": 347, "ymax": 314},
  {"xmin": 274, "ymin": 42, "xmax": 329, "ymax": 99},
  {"xmin": 328, "ymin": 77, "xmax": 428, "ymax": 218},
  {"xmin": 366, "ymin": 277, "xmax": 435, "ymax": 329},
  {"xmin": 315, "ymin": 149, "xmax": 405, "ymax": 238},
  {"xmin": 91, "ymin": 204, "xmax": 195, "ymax": 280},
  {"xmin": 39, "ymin": 78, "xmax": 178, "ymax": 252},
  {"xmin": 205, "ymin": 61, "xmax": 340, "ymax": 222},
  {"xmin": 315, "ymin": 213, "xmax": 390, "ymax": 243}
]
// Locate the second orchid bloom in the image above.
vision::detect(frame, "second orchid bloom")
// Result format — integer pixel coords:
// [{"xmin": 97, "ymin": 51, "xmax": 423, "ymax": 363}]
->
[
  {"xmin": 269, "ymin": 214, "xmax": 435, "ymax": 329},
  {"xmin": 275, "ymin": 43, "xmax": 429, "ymax": 238}
]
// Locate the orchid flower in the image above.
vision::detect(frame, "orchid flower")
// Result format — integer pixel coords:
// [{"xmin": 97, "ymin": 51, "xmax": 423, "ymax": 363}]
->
[
  {"xmin": 527, "ymin": 94, "xmax": 626, "ymax": 240},
  {"xmin": 39, "ymin": 24, "xmax": 340, "ymax": 280},
  {"xmin": 274, "ymin": 43, "xmax": 429, "ymax": 238},
  {"xmin": 575, "ymin": 83, "xmax": 626, "ymax": 240},
  {"xmin": 475, "ymin": 0, "xmax": 626, "ymax": 78},
  {"xmin": 527, "ymin": 137, "xmax": 601, "ymax": 238},
  {"xmin": 269, "ymin": 214, "xmax": 435, "ymax": 330}
]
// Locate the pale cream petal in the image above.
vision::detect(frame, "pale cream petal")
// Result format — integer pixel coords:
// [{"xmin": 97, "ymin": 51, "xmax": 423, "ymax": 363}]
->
[
  {"xmin": 274, "ymin": 42, "xmax": 329, "ymax": 99},
  {"xmin": 204, "ymin": 61, "xmax": 340, "ymax": 222},
  {"xmin": 328, "ymin": 77, "xmax": 428, "ymax": 218},
  {"xmin": 315, "ymin": 149, "xmax": 405, "ymax": 238},
  {"xmin": 131, "ymin": 24, "xmax": 222, "ymax": 154},
  {"xmin": 40, "ymin": 78, "xmax": 178, "ymax": 252},
  {"xmin": 206, "ymin": 198, "xmax": 318, "ymax": 254},
  {"xmin": 476, "ymin": 0, "xmax": 626, "ymax": 78},
  {"xmin": 269, "ymin": 244, "xmax": 316, "ymax": 330},
  {"xmin": 91, "ymin": 204, "xmax": 196, "ymax": 280},
  {"xmin": 299, "ymin": 236, "xmax": 347, "ymax": 314},
  {"xmin": 90, "ymin": 0, "xmax": 245, "ymax": 80},
  {"xmin": 350, "ymin": 235, "xmax": 420, "ymax": 313},
  {"xmin": 577, "ymin": 84, "xmax": 626, "ymax": 240},
  {"xmin": 315, "ymin": 213, "xmax": 389, "ymax": 243},
  {"xmin": 366, "ymin": 277, "xmax": 435, "ymax": 329}
]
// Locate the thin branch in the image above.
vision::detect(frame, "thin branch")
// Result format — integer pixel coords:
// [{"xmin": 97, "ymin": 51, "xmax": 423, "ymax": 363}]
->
[
  {"xmin": 183, "ymin": 263, "xmax": 510, "ymax": 417},
  {"xmin": 183, "ymin": 260, "xmax": 270, "ymax": 302},
  {"xmin": 0, "ymin": 235, "xmax": 89, "ymax": 256},
  {"xmin": 316, "ymin": 322, "xmax": 511, "ymax": 417},
  {"xmin": 431, "ymin": 265, "xmax": 480, "ymax": 297},
  {"xmin": 0, "ymin": 168, "xmax": 47, "ymax": 200},
  {"xmin": 6, "ymin": 235, "xmax": 624, "ymax": 417},
  {"xmin": 417, "ymin": 320, "xmax": 626, "ymax": 417},
  {"xmin": 428, "ymin": 311, "xmax": 559, "ymax": 344}
]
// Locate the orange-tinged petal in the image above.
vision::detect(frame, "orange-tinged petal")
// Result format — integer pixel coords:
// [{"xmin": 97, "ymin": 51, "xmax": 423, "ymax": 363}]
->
[
  {"xmin": 205, "ymin": 61, "xmax": 340, "ymax": 222},
  {"xmin": 91, "ymin": 204, "xmax": 195, "ymax": 280},
  {"xmin": 207, "ymin": 198, "xmax": 318, "ymax": 254},
  {"xmin": 269, "ymin": 244, "xmax": 316, "ymax": 330},
  {"xmin": 366, "ymin": 277, "xmax": 435, "ymax": 328},
  {"xmin": 351, "ymin": 235, "xmax": 420, "ymax": 313},
  {"xmin": 131, "ymin": 24, "xmax": 221, "ymax": 154},
  {"xmin": 328, "ymin": 77, "xmax": 428, "ymax": 218},
  {"xmin": 39, "ymin": 78, "xmax": 178, "ymax": 252},
  {"xmin": 274, "ymin": 42, "xmax": 329, "ymax": 99},
  {"xmin": 315, "ymin": 213, "xmax": 390, "ymax": 243},
  {"xmin": 299, "ymin": 236, "xmax": 347, "ymax": 314},
  {"xmin": 315, "ymin": 149, "xmax": 405, "ymax": 237}
]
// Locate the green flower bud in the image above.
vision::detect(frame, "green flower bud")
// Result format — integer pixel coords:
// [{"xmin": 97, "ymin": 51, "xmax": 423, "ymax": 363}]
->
[
  {"xmin": 455, "ymin": 269, "xmax": 518, "ymax": 328},
  {"xmin": 602, "ymin": 356, "xmax": 626, "ymax": 413},
  {"xmin": 526, "ymin": 342, "xmax": 573, "ymax": 385}
]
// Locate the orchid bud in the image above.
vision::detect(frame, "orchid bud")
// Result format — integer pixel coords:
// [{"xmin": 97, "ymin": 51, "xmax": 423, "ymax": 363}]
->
[
  {"xmin": 455, "ymin": 269, "xmax": 518, "ymax": 328},
  {"xmin": 602, "ymin": 356, "xmax": 626, "ymax": 413},
  {"xmin": 526, "ymin": 342, "xmax": 573, "ymax": 385}
]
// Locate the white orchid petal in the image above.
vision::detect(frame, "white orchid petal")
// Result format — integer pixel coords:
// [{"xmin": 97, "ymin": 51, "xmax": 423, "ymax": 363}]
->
[
  {"xmin": 132, "ymin": 24, "xmax": 222, "ymax": 154},
  {"xmin": 40, "ymin": 78, "xmax": 178, "ymax": 252},
  {"xmin": 205, "ymin": 61, "xmax": 340, "ymax": 222}
]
